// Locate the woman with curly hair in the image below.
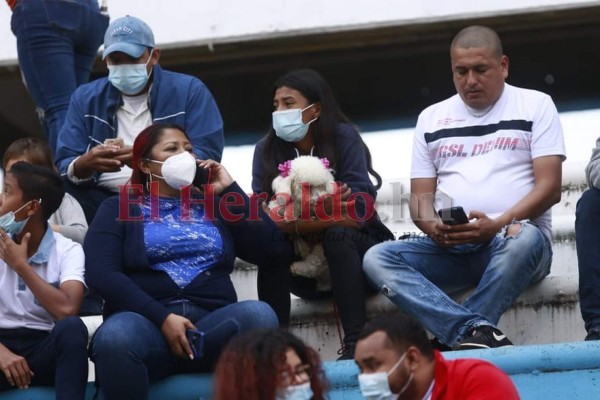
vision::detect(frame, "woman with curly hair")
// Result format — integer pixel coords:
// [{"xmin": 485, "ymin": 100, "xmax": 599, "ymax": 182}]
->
[{"xmin": 213, "ymin": 329, "xmax": 328, "ymax": 400}]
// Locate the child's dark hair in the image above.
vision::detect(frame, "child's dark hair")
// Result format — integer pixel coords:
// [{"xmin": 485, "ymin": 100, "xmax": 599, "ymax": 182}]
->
[
  {"xmin": 358, "ymin": 313, "xmax": 434, "ymax": 359},
  {"xmin": 8, "ymin": 162, "xmax": 64, "ymax": 221},
  {"xmin": 3, "ymin": 137, "xmax": 55, "ymax": 170}
]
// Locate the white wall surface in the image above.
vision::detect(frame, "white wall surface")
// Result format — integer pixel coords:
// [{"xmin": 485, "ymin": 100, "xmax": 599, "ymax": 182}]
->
[
  {"xmin": 222, "ymin": 108, "xmax": 600, "ymax": 194},
  {"xmin": 2, "ymin": 0, "xmax": 599, "ymax": 65}
]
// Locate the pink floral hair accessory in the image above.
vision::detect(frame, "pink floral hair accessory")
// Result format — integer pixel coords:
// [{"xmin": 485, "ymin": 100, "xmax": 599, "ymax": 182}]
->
[
  {"xmin": 278, "ymin": 160, "xmax": 292, "ymax": 178},
  {"xmin": 278, "ymin": 157, "xmax": 330, "ymax": 178}
]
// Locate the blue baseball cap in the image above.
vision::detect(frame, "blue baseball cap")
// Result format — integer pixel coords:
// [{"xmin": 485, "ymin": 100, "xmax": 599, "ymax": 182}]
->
[{"xmin": 103, "ymin": 15, "xmax": 155, "ymax": 60}]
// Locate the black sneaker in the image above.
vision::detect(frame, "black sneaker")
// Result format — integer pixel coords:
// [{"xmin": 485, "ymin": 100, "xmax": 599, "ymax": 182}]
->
[
  {"xmin": 455, "ymin": 326, "xmax": 513, "ymax": 350},
  {"xmin": 585, "ymin": 329, "xmax": 600, "ymax": 341},
  {"xmin": 430, "ymin": 337, "xmax": 452, "ymax": 352}
]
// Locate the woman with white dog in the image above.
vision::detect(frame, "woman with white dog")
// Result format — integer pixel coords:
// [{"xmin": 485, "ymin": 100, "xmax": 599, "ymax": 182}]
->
[{"xmin": 252, "ymin": 68, "xmax": 394, "ymax": 360}]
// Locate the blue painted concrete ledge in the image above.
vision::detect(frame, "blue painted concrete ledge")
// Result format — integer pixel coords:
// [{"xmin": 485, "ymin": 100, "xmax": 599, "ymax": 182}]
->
[{"xmin": 3, "ymin": 341, "xmax": 600, "ymax": 399}]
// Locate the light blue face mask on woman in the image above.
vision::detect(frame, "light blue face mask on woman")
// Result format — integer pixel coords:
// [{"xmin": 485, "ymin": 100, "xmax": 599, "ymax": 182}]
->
[
  {"xmin": 272, "ymin": 103, "xmax": 317, "ymax": 142},
  {"xmin": 276, "ymin": 381, "xmax": 314, "ymax": 400},
  {"xmin": 107, "ymin": 50, "xmax": 154, "ymax": 95},
  {"xmin": 0, "ymin": 199, "xmax": 37, "ymax": 235}
]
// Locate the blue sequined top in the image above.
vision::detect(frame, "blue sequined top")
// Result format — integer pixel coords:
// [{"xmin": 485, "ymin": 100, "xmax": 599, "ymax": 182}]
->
[{"xmin": 141, "ymin": 196, "xmax": 223, "ymax": 288}]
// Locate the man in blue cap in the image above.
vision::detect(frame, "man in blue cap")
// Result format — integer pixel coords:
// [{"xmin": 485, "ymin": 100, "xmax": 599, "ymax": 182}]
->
[{"xmin": 55, "ymin": 15, "xmax": 224, "ymax": 224}]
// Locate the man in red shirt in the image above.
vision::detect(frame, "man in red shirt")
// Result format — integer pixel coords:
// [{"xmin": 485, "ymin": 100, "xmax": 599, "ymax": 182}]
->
[{"xmin": 354, "ymin": 314, "xmax": 519, "ymax": 399}]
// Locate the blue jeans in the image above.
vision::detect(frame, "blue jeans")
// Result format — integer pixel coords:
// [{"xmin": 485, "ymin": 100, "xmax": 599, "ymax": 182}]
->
[
  {"xmin": 0, "ymin": 317, "xmax": 89, "ymax": 400},
  {"xmin": 90, "ymin": 300, "xmax": 278, "ymax": 400},
  {"xmin": 10, "ymin": 0, "xmax": 109, "ymax": 152},
  {"xmin": 575, "ymin": 188, "xmax": 600, "ymax": 333},
  {"xmin": 363, "ymin": 222, "xmax": 552, "ymax": 346}
]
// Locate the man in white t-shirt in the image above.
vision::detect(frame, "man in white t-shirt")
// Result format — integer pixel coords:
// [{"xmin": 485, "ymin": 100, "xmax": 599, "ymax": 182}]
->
[
  {"xmin": 363, "ymin": 25, "xmax": 566, "ymax": 350},
  {"xmin": 0, "ymin": 162, "xmax": 87, "ymax": 398}
]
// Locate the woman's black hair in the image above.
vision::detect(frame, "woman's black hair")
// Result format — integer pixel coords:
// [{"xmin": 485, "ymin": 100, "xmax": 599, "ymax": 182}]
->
[{"xmin": 259, "ymin": 68, "xmax": 382, "ymax": 194}]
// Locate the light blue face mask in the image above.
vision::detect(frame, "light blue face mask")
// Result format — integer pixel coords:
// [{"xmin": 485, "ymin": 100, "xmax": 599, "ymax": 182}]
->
[
  {"xmin": 276, "ymin": 381, "xmax": 314, "ymax": 400},
  {"xmin": 107, "ymin": 50, "xmax": 154, "ymax": 95},
  {"xmin": 272, "ymin": 103, "xmax": 317, "ymax": 142},
  {"xmin": 0, "ymin": 199, "xmax": 37, "ymax": 236},
  {"xmin": 358, "ymin": 350, "xmax": 412, "ymax": 400}
]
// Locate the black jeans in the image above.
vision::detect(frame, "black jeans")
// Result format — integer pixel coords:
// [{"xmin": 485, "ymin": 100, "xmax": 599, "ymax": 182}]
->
[
  {"xmin": 576, "ymin": 187, "xmax": 600, "ymax": 333},
  {"xmin": 257, "ymin": 225, "xmax": 381, "ymax": 348},
  {"xmin": 0, "ymin": 316, "xmax": 89, "ymax": 400}
]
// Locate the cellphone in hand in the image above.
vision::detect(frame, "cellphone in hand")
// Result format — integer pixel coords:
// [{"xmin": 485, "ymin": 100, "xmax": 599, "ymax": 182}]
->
[
  {"xmin": 186, "ymin": 329, "xmax": 205, "ymax": 358},
  {"xmin": 193, "ymin": 165, "xmax": 211, "ymax": 187},
  {"xmin": 103, "ymin": 137, "xmax": 124, "ymax": 149},
  {"xmin": 438, "ymin": 206, "xmax": 469, "ymax": 225}
]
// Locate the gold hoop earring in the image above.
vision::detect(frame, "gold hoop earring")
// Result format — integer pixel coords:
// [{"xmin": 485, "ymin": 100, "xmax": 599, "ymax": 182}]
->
[{"xmin": 146, "ymin": 173, "xmax": 153, "ymax": 193}]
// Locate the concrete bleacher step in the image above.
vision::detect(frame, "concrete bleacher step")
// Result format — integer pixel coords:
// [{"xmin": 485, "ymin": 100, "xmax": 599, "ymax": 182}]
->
[{"xmin": 232, "ymin": 255, "xmax": 586, "ymax": 360}]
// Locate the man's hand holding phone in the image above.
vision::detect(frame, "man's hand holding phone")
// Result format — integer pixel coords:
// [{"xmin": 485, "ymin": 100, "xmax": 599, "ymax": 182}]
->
[
  {"xmin": 438, "ymin": 206, "xmax": 469, "ymax": 226},
  {"xmin": 435, "ymin": 207, "xmax": 503, "ymax": 246}
]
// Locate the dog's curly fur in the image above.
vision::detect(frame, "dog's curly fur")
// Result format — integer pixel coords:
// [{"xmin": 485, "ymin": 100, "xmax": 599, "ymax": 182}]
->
[{"xmin": 269, "ymin": 156, "xmax": 335, "ymax": 291}]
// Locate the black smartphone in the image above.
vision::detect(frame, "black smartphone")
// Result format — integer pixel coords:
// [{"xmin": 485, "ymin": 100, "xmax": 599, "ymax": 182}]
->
[
  {"xmin": 437, "ymin": 206, "xmax": 469, "ymax": 225},
  {"xmin": 186, "ymin": 329, "xmax": 205, "ymax": 358},
  {"xmin": 193, "ymin": 165, "xmax": 211, "ymax": 187}
]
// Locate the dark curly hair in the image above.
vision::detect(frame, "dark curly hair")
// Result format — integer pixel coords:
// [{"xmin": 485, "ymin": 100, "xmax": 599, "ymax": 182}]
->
[{"xmin": 213, "ymin": 329, "xmax": 328, "ymax": 400}]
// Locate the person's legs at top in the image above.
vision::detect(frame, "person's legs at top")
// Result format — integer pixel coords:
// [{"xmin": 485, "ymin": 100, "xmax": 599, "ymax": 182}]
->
[
  {"xmin": 456, "ymin": 222, "xmax": 552, "ymax": 349},
  {"xmin": 72, "ymin": 1, "xmax": 108, "ymax": 86},
  {"xmin": 363, "ymin": 235, "xmax": 490, "ymax": 347},
  {"xmin": 576, "ymin": 188, "xmax": 600, "ymax": 340},
  {"xmin": 321, "ymin": 225, "xmax": 379, "ymax": 359},
  {"xmin": 10, "ymin": 0, "xmax": 107, "ymax": 152}
]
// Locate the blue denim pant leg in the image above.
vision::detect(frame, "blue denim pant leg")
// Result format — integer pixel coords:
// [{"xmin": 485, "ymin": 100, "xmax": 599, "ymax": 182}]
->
[
  {"xmin": 363, "ymin": 224, "xmax": 551, "ymax": 346},
  {"xmin": 461, "ymin": 222, "xmax": 552, "ymax": 327},
  {"xmin": 364, "ymin": 236, "xmax": 490, "ymax": 346},
  {"xmin": 192, "ymin": 300, "xmax": 278, "ymax": 369},
  {"xmin": 91, "ymin": 301, "xmax": 277, "ymax": 399},
  {"xmin": 91, "ymin": 312, "xmax": 173, "ymax": 400},
  {"xmin": 10, "ymin": 0, "xmax": 108, "ymax": 151},
  {"xmin": 576, "ymin": 188, "xmax": 600, "ymax": 333}
]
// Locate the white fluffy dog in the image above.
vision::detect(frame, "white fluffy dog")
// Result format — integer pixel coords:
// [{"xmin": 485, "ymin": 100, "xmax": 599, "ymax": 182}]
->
[{"xmin": 269, "ymin": 156, "xmax": 335, "ymax": 291}]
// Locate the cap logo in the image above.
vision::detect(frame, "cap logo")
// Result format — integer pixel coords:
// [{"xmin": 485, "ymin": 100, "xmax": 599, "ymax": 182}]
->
[{"xmin": 110, "ymin": 26, "xmax": 134, "ymax": 37}]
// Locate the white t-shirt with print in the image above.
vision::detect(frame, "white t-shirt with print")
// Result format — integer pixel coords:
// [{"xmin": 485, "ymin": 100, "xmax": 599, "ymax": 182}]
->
[
  {"xmin": 411, "ymin": 83, "xmax": 566, "ymax": 239},
  {"xmin": 0, "ymin": 229, "xmax": 85, "ymax": 331}
]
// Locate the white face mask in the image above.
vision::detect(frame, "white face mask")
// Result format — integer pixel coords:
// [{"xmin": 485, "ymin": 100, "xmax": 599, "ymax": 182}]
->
[
  {"xmin": 358, "ymin": 351, "xmax": 413, "ymax": 400},
  {"xmin": 276, "ymin": 381, "xmax": 314, "ymax": 400},
  {"xmin": 147, "ymin": 151, "xmax": 197, "ymax": 189},
  {"xmin": 272, "ymin": 103, "xmax": 317, "ymax": 142}
]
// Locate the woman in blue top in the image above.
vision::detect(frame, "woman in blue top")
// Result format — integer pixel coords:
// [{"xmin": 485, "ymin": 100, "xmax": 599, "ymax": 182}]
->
[
  {"xmin": 85, "ymin": 123, "xmax": 279, "ymax": 399},
  {"xmin": 252, "ymin": 69, "xmax": 394, "ymax": 360}
]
